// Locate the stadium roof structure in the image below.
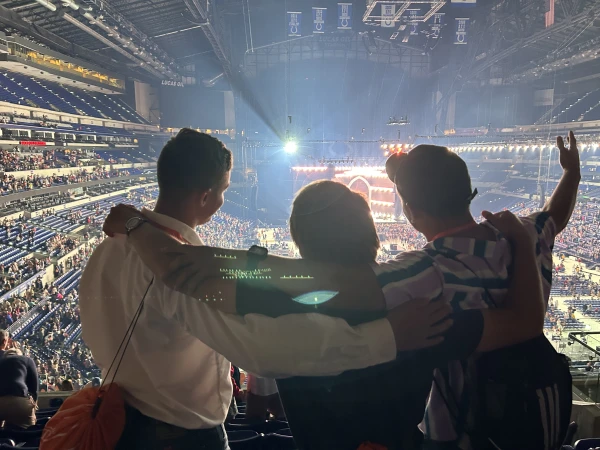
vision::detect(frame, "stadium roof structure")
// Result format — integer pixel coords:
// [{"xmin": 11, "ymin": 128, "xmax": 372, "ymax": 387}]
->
[
  {"xmin": 0, "ymin": 0, "xmax": 227, "ymax": 81},
  {"xmin": 420, "ymin": 0, "xmax": 600, "ymax": 121},
  {"xmin": 0, "ymin": 0, "xmax": 599, "ymax": 87},
  {"xmin": 452, "ymin": 0, "xmax": 600, "ymax": 84}
]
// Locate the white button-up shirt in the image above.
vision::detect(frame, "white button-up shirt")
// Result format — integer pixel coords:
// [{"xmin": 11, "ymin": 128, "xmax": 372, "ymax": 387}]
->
[{"xmin": 79, "ymin": 208, "xmax": 395, "ymax": 429}]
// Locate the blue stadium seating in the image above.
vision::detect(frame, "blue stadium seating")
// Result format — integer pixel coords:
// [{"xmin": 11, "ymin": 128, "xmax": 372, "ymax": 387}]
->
[
  {"xmin": 549, "ymin": 89, "xmax": 600, "ymax": 124},
  {"xmin": 0, "ymin": 70, "xmax": 149, "ymax": 124},
  {"xmin": 0, "ymin": 244, "xmax": 27, "ymax": 265}
]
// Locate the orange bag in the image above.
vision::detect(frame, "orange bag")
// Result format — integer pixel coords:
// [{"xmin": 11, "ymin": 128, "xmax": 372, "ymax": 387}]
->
[
  {"xmin": 40, "ymin": 279, "xmax": 153, "ymax": 450},
  {"xmin": 357, "ymin": 443, "xmax": 388, "ymax": 450},
  {"xmin": 39, "ymin": 384, "xmax": 126, "ymax": 450}
]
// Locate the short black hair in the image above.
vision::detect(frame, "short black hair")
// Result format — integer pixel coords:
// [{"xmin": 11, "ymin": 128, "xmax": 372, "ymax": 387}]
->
[
  {"xmin": 390, "ymin": 145, "xmax": 474, "ymax": 218},
  {"xmin": 157, "ymin": 128, "xmax": 232, "ymax": 195}
]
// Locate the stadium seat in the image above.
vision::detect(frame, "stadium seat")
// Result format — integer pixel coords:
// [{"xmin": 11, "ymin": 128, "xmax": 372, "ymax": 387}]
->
[
  {"xmin": 263, "ymin": 433, "xmax": 297, "ymax": 450},
  {"xmin": 48, "ymin": 398, "xmax": 64, "ymax": 408},
  {"xmin": 226, "ymin": 419, "xmax": 288, "ymax": 434},
  {"xmin": 228, "ymin": 434, "xmax": 262, "ymax": 450},
  {"xmin": 0, "ymin": 429, "xmax": 42, "ymax": 443},
  {"xmin": 35, "ymin": 417, "xmax": 50, "ymax": 427},
  {"xmin": 225, "ymin": 423, "xmax": 258, "ymax": 432},
  {"xmin": 572, "ymin": 438, "xmax": 600, "ymax": 450},
  {"xmin": 227, "ymin": 430, "xmax": 259, "ymax": 441},
  {"xmin": 0, "ymin": 446, "xmax": 38, "ymax": 450},
  {"xmin": 562, "ymin": 422, "xmax": 578, "ymax": 447}
]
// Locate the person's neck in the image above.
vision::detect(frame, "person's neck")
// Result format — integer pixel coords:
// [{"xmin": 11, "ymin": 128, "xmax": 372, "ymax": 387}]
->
[
  {"xmin": 153, "ymin": 196, "xmax": 198, "ymax": 229},
  {"xmin": 423, "ymin": 214, "xmax": 477, "ymax": 241}
]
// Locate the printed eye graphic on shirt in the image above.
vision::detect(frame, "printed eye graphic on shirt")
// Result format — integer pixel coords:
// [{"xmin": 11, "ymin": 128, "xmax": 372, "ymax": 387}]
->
[{"xmin": 292, "ymin": 291, "xmax": 339, "ymax": 305}]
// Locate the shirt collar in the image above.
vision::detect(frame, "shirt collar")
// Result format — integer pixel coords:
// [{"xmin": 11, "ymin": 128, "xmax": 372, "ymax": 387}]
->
[{"xmin": 142, "ymin": 208, "xmax": 203, "ymax": 246}]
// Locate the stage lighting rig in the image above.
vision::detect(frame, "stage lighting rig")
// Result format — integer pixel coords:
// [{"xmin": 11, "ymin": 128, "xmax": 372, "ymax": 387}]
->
[
  {"xmin": 284, "ymin": 141, "xmax": 298, "ymax": 154},
  {"xmin": 387, "ymin": 116, "xmax": 410, "ymax": 126}
]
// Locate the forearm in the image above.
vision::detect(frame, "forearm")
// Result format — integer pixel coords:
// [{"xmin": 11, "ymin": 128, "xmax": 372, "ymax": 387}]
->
[
  {"xmin": 478, "ymin": 239, "xmax": 544, "ymax": 352},
  {"xmin": 241, "ymin": 316, "xmax": 397, "ymax": 378},
  {"xmin": 544, "ymin": 169, "xmax": 580, "ymax": 233},
  {"xmin": 190, "ymin": 247, "xmax": 378, "ymax": 298},
  {"xmin": 146, "ymin": 241, "xmax": 385, "ymax": 312},
  {"xmin": 161, "ymin": 284, "xmax": 397, "ymax": 377},
  {"xmin": 127, "ymin": 222, "xmax": 184, "ymax": 279}
]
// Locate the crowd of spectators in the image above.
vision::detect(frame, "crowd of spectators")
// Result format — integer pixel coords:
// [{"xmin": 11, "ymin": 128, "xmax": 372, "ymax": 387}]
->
[
  {"xmin": 44, "ymin": 234, "xmax": 80, "ymax": 258},
  {"xmin": 0, "ymin": 257, "xmax": 48, "ymax": 296},
  {"xmin": 1, "ymin": 175, "xmax": 599, "ymax": 398},
  {"xmin": 376, "ymin": 223, "xmax": 427, "ymax": 251},
  {"xmin": 0, "ymin": 167, "xmax": 133, "ymax": 195},
  {"xmin": 0, "ymin": 146, "xmax": 123, "ymax": 172},
  {"xmin": 0, "ymin": 191, "xmax": 152, "ymax": 388},
  {"xmin": 0, "ymin": 148, "xmax": 59, "ymax": 172},
  {"xmin": 516, "ymin": 199, "xmax": 600, "ymax": 262},
  {"xmin": 259, "ymin": 222, "xmax": 428, "ymax": 260},
  {"xmin": 197, "ymin": 211, "xmax": 254, "ymax": 248},
  {"xmin": 2, "ymin": 236, "xmax": 101, "ymax": 389},
  {"xmin": 0, "ymin": 296, "xmax": 31, "ymax": 330}
]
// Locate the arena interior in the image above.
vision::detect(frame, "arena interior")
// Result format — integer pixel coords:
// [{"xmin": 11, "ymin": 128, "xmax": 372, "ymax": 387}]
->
[{"xmin": 0, "ymin": 0, "xmax": 599, "ymax": 448}]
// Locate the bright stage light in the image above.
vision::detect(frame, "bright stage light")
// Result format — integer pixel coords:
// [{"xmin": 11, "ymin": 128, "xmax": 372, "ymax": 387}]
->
[{"xmin": 284, "ymin": 141, "xmax": 298, "ymax": 154}]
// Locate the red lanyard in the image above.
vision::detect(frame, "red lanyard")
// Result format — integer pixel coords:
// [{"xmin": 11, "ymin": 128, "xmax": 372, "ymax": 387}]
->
[
  {"xmin": 145, "ymin": 219, "xmax": 192, "ymax": 245},
  {"xmin": 430, "ymin": 221, "xmax": 479, "ymax": 242}
]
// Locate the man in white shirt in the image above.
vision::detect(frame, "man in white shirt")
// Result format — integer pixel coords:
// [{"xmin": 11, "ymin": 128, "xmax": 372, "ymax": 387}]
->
[{"xmin": 80, "ymin": 129, "xmax": 432, "ymax": 450}]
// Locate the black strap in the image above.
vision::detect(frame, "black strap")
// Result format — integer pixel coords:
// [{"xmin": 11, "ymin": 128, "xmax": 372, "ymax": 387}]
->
[{"xmin": 98, "ymin": 278, "xmax": 154, "ymax": 393}]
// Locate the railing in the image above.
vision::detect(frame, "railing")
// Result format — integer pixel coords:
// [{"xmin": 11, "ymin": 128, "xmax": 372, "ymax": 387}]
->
[
  {"xmin": 566, "ymin": 331, "xmax": 600, "ymax": 403},
  {"xmin": 7, "ymin": 297, "xmax": 48, "ymax": 336}
]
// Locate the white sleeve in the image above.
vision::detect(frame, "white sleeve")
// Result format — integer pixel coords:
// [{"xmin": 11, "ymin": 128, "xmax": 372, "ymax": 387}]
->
[{"xmin": 155, "ymin": 283, "xmax": 397, "ymax": 378}]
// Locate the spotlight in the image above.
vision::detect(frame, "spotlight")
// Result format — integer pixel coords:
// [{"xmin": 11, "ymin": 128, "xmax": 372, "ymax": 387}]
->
[{"xmin": 284, "ymin": 141, "xmax": 298, "ymax": 154}]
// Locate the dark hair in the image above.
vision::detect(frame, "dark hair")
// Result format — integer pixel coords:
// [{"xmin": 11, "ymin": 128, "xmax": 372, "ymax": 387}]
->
[
  {"xmin": 390, "ymin": 145, "xmax": 474, "ymax": 218},
  {"xmin": 290, "ymin": 180, "xmax": 380, "ymax": 264},
  {"xmin": 157, "ymin": 128, "xmax": 232, "ymax": 195}
]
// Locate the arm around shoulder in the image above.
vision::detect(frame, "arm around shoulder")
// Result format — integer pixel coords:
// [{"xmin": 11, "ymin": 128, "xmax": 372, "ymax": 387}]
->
[{"xmin": 154, "ymin": 281, "xmax": 397, "ymax": 378}]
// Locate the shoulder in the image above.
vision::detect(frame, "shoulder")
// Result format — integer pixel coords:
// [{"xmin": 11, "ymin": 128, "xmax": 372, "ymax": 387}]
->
[
  {"xmin": 83, "ymin": 237, "xmax": 126, "ymax": 269},
  {"xmin": 24, "ymin": 356, "xmax": 36, "ymax": 367},
  {"xmin": 374, "ymin": 251, "xmax": 434, "ymax": 278},
  {"xmin": 519, "ymin": 211, "xmax": 557, "ymax": 240},
  {"xmin": 374, "ymin": 250, "xmax": 440, "ymax": 287}
]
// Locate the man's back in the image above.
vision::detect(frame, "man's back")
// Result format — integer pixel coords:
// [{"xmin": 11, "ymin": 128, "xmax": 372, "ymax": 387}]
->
[
  {"xmin": 374, "ymin": 211, "xmax": 557, "ymax": 445},
  {"xmin": 0, "ymin": 352, "xmax": 38, "ymax": 399},
  {"xmin": 79, "ymin": 214, "xmax": 232, "ymax": 429}
]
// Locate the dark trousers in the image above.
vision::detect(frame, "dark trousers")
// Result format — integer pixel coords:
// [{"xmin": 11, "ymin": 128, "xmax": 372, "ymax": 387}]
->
[
  {"xmin": 422, "ymin": 440, "xmax": 461, "ymax": 450},
  {"xmin": 116, "ymin": 404, "xmax": 228, "ymax": 450}
]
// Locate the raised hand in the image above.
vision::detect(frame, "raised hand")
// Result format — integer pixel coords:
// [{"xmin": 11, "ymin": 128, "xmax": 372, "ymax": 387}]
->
[{"xmin": 557, "ymin": 130, "xmax": 580, "ymax": 174}]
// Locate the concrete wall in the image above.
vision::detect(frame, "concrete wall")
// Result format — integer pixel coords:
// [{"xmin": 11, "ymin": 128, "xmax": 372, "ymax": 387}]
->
[{"xmin": 134, "ymin": 81, "xmax": 152, "ymax": 122}]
